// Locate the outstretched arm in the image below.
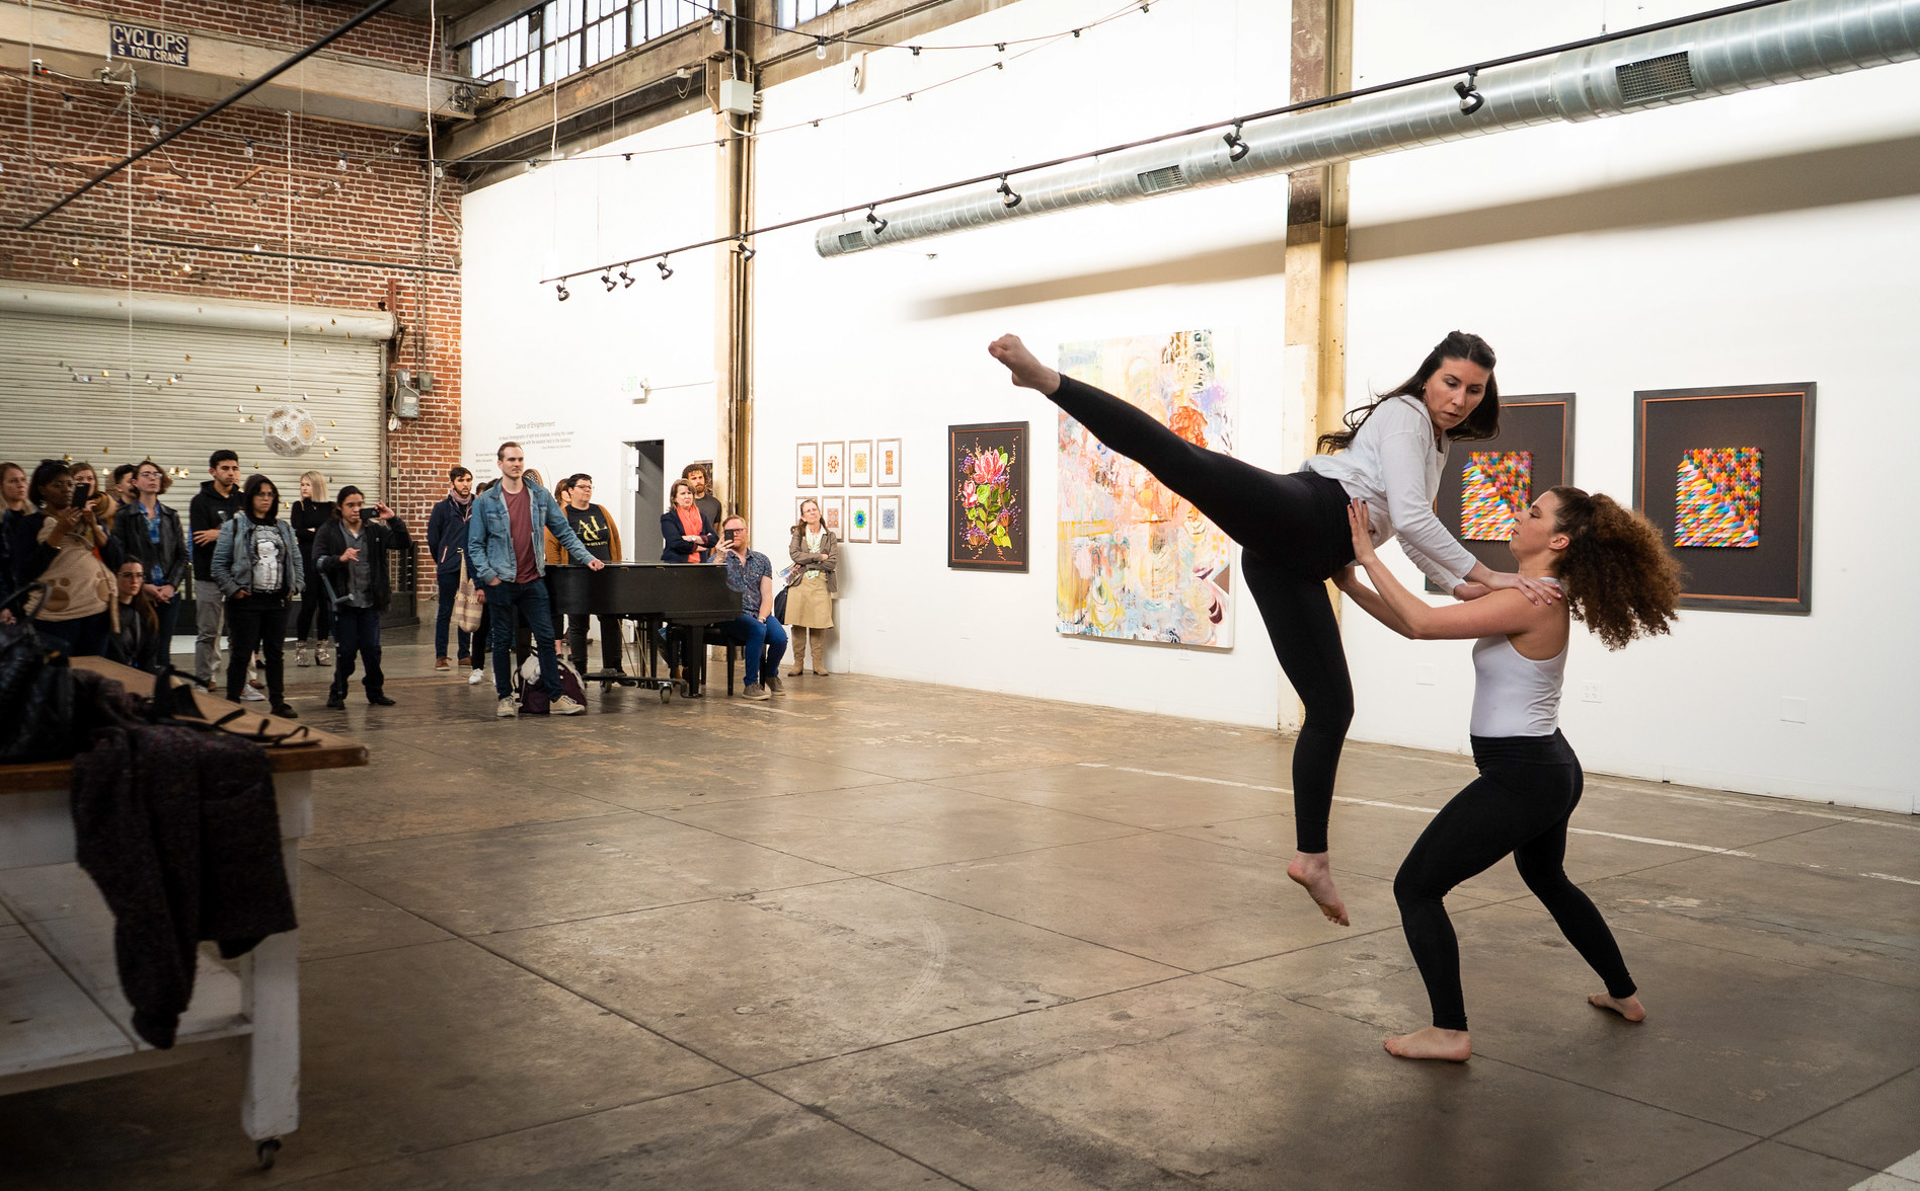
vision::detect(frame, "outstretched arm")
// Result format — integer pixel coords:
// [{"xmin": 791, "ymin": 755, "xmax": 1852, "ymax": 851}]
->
[{"xmin": 1347, "ymin": 500, "xmax": 1548, "ymax": 641}]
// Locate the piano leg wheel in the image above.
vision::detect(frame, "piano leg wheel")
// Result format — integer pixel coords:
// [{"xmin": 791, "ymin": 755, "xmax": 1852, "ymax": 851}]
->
[
  {"xmin": 256, "ymin": 1138, "xmax": 282, "ymax": 1170},
  {"xmin": 658, "ymin": 687, "xmax": 672, "ymax": 704}
]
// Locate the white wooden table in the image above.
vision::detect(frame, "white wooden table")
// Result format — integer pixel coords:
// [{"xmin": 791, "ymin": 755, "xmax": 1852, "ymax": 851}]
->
[{"xmin": 0, "ymin": 657, "xmax": 366, "ymax": 1167}]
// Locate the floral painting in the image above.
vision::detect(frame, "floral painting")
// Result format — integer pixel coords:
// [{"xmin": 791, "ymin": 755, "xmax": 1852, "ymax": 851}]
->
[
  {"xmin": 947, "ymin": 422, "xmax": 1028, "ymax": 571},
  {"xmin": 1056, "ymin": 331, "xmax": 1234, "ymax": 647}
]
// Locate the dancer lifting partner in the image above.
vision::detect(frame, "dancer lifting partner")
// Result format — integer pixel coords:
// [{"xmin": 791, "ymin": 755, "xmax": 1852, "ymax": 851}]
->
[
  {"xmin": 987, "ymin": 331, "xmax": 1557, "ymax": 925},
  {"xmin": 1337, "ymin": 487, "xmax": 1679, "ymax": 1060}
]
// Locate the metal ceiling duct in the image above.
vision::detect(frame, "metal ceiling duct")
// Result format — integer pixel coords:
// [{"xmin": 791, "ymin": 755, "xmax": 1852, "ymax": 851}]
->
[{"xmin": 816, "ymin": 0, "xmax": 1920, "ymax": 257}]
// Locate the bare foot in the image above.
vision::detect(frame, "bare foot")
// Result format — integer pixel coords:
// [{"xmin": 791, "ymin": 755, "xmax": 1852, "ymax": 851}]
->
[
  {"xmin": 1589, "ymin": 992, "xmax": 1647, "ymax": 1022},
  {"xmin": 1384, "ymin": 1026, "xmax": 1472, "ymax": 1062},
  {"xmin": 987, "ymin": 334, "xmax": 1062, "ymax": 394},
  {"xmin": 1287, "ymin": 851, "xmax": 1350, "ymax": 926}
]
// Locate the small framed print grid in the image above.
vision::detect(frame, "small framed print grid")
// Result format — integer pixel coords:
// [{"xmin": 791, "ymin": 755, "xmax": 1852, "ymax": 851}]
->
[
  {"xmin": 877, "ymin": 438, "xmax": 901, "ymax": 486},
  {"xmin": 819, "ymin": 494, "xmax": 844, "ymax": 534},
  {"xmin": 849, "ymin": 440, "xmax": 873, "ymax": 487},
  {"xmin": 822, "ymin": 440, "xmax": 846, "ymax": 487},
  {"xmin": 846, "ymin": 495, "xmax": 872, "ymax": 543},
  {"xmin": 796, "ymin": 442, "xmax": 818, "ymax": 488},
  {"xmin": 876, "ymin": 495, "xmax": 900, "ymax": 543}
]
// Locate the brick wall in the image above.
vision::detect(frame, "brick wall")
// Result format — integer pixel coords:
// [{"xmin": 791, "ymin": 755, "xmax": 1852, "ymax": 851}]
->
[
  {"xmin": 0, "ymin": 14, "xmax": 462, "ymax": 597},
  {"xmin": 63, "ymin": 1, "xmax": 444, "ymax": 72}
]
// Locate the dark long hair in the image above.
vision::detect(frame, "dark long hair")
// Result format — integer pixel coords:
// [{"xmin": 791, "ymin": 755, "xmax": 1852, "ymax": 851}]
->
[
  {"xmin": 1318, "ymin": 331, "xmax": 1501, "ymax": 453},
  {"xmin": 241, "ymin": 473, "xmax": 280, "ymax": 522},
  {"xmin": 1547, "ymin": 486, "xmax": 1682, "ymax": 651}
]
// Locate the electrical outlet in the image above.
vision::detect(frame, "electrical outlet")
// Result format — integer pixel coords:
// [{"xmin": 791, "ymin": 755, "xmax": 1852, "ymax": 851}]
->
[
  {"xmin": 1581, "ymin": 681, "xmax": 1603, "ymax": 703},
  {"xmin": 1780, "ymin": 696, "xmax": 1808, "ymax": 723}
]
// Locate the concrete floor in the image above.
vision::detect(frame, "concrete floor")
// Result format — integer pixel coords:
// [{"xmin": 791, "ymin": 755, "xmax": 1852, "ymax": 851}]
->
[{"xmin": 4, "ymin": 627, "xmax": 1918, "ymax": 1189}]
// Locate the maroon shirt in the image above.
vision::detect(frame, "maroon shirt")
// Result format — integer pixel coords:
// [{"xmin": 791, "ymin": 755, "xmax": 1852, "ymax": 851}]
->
[{"xmin": 504, "ymin": 485, "xmax": 539, "ymax": 583}]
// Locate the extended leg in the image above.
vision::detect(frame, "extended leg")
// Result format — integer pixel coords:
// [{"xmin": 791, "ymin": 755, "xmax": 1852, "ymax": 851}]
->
[{"xmin": 1511, "ymin": 777, "xmax": 1641, "ymax": 1018}]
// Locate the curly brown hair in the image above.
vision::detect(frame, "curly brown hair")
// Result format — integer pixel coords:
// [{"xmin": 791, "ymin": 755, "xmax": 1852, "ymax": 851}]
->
[{"xmin": 1548, "ymin": 486, "xmax": 1682, "ymax": 651}]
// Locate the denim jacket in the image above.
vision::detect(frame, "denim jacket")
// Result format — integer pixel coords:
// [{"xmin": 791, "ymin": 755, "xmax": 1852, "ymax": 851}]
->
[
  {"xmin": 211, "ymin": 517, "xmax": 305, "ymax": 598},
  {"xmin": 467, "ymin": 478, "xmax": 594, "ymax": 584}
]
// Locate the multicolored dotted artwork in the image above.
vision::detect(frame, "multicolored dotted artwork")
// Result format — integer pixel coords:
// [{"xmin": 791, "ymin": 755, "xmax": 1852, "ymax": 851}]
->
[
  {"xmin": 1675, "ymin": 447, "xmax": 1762, "ymax": 548},
  {"xmin": 1460, "ymin": 451, "xmax": 1532, "ymax": 541}
]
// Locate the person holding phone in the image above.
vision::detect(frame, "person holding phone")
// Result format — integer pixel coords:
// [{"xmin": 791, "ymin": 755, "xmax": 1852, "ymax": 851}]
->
[
  {"xmin": 21, "ymin": 460, "xmax": 120, "ymax": 656},
  {"xmin": 312, "ymin": 486, "xmax": 410, "ymax": 710}
]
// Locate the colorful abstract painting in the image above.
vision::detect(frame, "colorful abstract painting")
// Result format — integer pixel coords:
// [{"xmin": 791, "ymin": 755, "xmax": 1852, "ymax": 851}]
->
[
  {"xmin": 1675, "ymin": 447, "xmax": 1762, "ymax": 547},
  {"xmin": 1055, "ymin": 330, "xmax": 1234, "ymax": 648},
  {"xmin": 1460, "ymin": 451, "xmax": 1532, "ymax": 541}
]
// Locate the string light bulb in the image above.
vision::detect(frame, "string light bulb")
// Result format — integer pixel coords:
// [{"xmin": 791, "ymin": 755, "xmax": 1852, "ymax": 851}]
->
[
  {"xmin": 815, "ymin": 37, "xmax": 828, "ymax": 59},
  {"xmin": 712, "ymin": 13, "xmax": 723, "ymax": 35}
]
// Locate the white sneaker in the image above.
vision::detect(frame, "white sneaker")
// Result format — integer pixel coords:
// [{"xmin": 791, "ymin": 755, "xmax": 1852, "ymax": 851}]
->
[
  {"xmin": 552, "ymin": 695, "xmax": 586, "ymax": 716},
  {"xmin": 241, "ymin": 685, "xmax": 267, "ymax": 702},
  {"xmin": 496, "ymin": 695, "xmax": 519, "ymax": 718},
  {"xmin": 468, "ymin": 668, "xmax": 486, "ymax": 685}
]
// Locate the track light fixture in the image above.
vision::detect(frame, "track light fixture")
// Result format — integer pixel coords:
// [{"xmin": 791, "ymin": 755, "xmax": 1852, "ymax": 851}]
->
[
  {"xmin": 1454, "ymin": 68, "xmax": 1485, "ymax": 115},
  {"xmin": 866, "ymin": 205, "xmax": 888, "ymax": 237},
  {"xmin": 1224, "ymin": 120, "xmax": 1249, "ymax": 162},
  {"xmin": 910, "ymin": 45, "xmax": 922, "ymax": 56},
  {"xmin": 619, "ymin": 267, "xmax": 634, "ymax": 287},
  {"xmin": 556, "ymin": 282, "xmax": 570, "ymax": 301},
  {"xmin": 736, "ymin": 237, "xmax": 755, "ymax": 261},
  {"xmin": 815, "ymin": 37, "xmax": 828, "ymax": 59},
  {"xmin": 995, "ymin": 43, "xmax": 1006, "ymax": 52},
  {"xmin": 997, "ymin": 175, "xmax": 1022, "ymax": 209},
  {"xmin": 601, "ymin": 271, "xmax": 616, "ymax": 291},
  {"xmin": 657, "ymin": 258, "xmax": 673, "ymax": 280}
]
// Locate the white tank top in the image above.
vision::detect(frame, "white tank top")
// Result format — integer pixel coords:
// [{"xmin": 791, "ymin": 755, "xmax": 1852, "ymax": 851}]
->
[{"xmin": 1470, "ymin": 633, "xmax": 1567, "ymax": 738}]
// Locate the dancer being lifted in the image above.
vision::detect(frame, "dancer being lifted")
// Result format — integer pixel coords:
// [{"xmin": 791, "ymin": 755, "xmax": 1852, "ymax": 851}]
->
[
  {"xmin": 987, "ymin": 331, "xmax": 1555, "ymax": 925},
  {"xmin": 1337, "ymin": 487, "xmax": 1679, "ymax": 1060}
]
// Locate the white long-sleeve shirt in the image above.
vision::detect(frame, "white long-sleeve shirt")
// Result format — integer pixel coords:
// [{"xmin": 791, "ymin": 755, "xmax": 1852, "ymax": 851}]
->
[{"xmin": 1304, "ymin": 394, "xmax": 1479, "ymax": 592}]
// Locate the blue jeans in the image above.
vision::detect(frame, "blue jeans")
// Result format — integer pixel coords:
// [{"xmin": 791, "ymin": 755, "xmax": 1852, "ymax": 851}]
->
[
  {"xmin": 489, "ymin": 580, "xmax": 561, "ymax": 701},
  {"xmin": 724, "ymin": 613, "xmax": 787, "ymax": 687},
  {"xmin": 329, "ymin": 605, "xmax": 384, "ymax": 701},
  {"xmin": 434, "ymin": 579, "xmax": 472, "ymax": 660},
  {"xmin": 35, "ymin": 611, "xmax": 112, "ymax": 658}
]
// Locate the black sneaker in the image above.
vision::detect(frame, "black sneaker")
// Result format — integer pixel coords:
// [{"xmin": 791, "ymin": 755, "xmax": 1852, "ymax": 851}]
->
[
  {"xmin": 324, "ymin": 694, "xmax": 347, "ymax": 710},
  {"xmin": 367, "ymin": 693, "xmax": 397, "ymax": 707},
  {"xmin": 271, "ymin": 703, "xmax": 299, "ymax": 719}
]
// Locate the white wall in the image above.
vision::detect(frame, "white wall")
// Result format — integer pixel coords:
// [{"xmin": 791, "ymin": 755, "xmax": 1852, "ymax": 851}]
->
[
  {"xmin": 748, "ymin": 0, "xmax": 1296, "ymax": 727},
  {"xmin": 462, "ymin": 109, "xmax": 721, "ymax": 522},
  {"xmin": 1341, "ymin": 0, "xmax": 1920, "ymax": 812}
]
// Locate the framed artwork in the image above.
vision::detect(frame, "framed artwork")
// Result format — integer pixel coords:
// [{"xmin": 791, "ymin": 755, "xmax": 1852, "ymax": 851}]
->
[
  {"xmin": 846, "ymin": 495, "xmax": 872, "ymax": 543},
  {"xmin": 822, "ymin": 440, "xmax": 846, "ymax": 487},
  {"xmin": 1057, "ymin": 330, "xmax": 1236, "ymax": 647},
  {"xmin": 820, "ymin": 495, "xmax": 844, "ymax": 535},
  {"xmin": 876, "ymin": 495, "xmax": 901, "ymax": 543},
  {"xmin": 849, "ymin": 439, "xmax": 873, "ymax": 487},
  {"xmin": 1634, "ymin": 382, "xmax": 1815, "ymax": 614},
  {"xmin": 1429, "ymin": 394, "xmax": 1576, "ymax": 593},
  {"xmin": 948, "ymin": 421, "xmax": 1028, "ymax": 571},
  {"xmin": 877, "ymin": 438, "xmax": 902, "ymax": 486},
  {"xmin": 796, "ymin": 442, "xmax": 819, "ymax": 488}
]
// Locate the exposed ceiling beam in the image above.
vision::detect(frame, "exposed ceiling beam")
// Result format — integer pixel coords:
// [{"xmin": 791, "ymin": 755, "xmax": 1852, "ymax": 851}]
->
[{"xmin": 0, "ymin": 0, "xmax": 474, "ymax": 132}]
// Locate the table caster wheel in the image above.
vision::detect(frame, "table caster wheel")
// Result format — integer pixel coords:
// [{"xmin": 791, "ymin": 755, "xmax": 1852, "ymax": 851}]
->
[
  {"xmin": 658, "ymin": 687, "xmax": 671, "ymax": 704},
  {"xmin": 256, "ymin": 1138, "xmax": 282, "ymax": 1170}
]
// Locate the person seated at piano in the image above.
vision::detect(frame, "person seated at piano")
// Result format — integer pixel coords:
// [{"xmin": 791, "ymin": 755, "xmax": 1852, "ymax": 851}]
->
[
  {"xmin": 661, "ymin": 479, "xmax": 717, "ymax": 563},
  {"xmin": 718, "ymin": 514, "xmax": 787, "ymax": 701}
]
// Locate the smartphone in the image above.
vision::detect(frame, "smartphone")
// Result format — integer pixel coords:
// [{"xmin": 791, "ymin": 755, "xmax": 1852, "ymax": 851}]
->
[{"xmin": 72, "ymin": 481, "xmax": 93, "ymax": 507}]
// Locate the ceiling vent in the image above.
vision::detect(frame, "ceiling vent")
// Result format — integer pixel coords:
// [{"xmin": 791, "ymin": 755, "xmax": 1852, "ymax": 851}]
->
[
  {"xmin": 1616, "ymin": 50, "xmax": 1698, "ymax": 104},
  {"xmin": 838, "ymin": 231, "xmax": 867, "ymax": 252},
  {"xmin": 1137, "ymin": 164, "xmax": 1189, "ymax": 194}
]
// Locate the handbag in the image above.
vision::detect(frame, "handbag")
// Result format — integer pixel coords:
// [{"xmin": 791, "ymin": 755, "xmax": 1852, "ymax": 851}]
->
[{"xmin": 452, "ymin": 556, "xmax": 483, "ymax": 633}]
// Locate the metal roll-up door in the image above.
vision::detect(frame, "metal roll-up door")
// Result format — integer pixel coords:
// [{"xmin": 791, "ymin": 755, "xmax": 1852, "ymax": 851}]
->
[{"xmin": 0, "ymin": 308, "xmax": 385, "ymax": 520}]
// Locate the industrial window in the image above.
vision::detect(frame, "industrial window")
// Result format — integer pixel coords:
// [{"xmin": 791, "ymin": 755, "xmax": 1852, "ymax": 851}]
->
[
  {"xmin": 779, "ymin": 0, "xmax": 844, "ymax": 26},
  {"xmin": 463, "ymin": 1, "xmax": 703, "ymax": 94}
]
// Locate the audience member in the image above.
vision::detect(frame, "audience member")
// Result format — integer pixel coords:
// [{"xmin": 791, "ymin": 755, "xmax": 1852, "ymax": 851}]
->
[
  {"xmin": 428, "ymin": 465, "xmax": 477, "ymax": 672},
  {"xmin": 1, "ymin": 461, "xmax": 53, "ymax": 624},
  {"xmin": 1, "ymin": 461, "xmax": 28, "ymax": 516},
  {"xmin": 468, "ymin": 442, "xmax": 601, "ymax": 718},
  {"xmin": 786, "ymin": 497, "xmax": 838, "ymax": 677},
  {"xmin": 109, "ymin": 459, "xmax": 188, "ymax": 672},
  {"xmin": 661, "ymin": 479, "xmax": 716, "ymax": 562},
  {"xmin": 212, "ymin": 474, "xmax": 301, "ymax": 718},
  {"xmin": 718, "ymin": 514, "xmax": 787, "ymax": 701},
  {"xmin": 468, "ymin": 478, "xmax": 496, "ymax": 685},
  {"xmin": 22, "ymin": 460, "xmax": 119, "ymax": 656},
  {"xmin": 109, "ymin": 463, "xmax": 139, "ymax": 506},
  {"xmin": 682, "ymin": 462, "xmax": 723, "ymax": 529},
  {"xmin": 107, "ymin": 558, "xmax": 158, "ymax": 667},
  {"xmin": 67, "ymin": 461, "xmax": 115, "ymax": 525},
  {"xmin": 314, "ymin": 486, "xmax": 409, "ymax": 710},
  {"xmin": 290, "ymin": 470, "xmax": 335, "ymax": 668},
  {"xmin": 188, "ymin": 449, "xmax": 245, "ymax": 690},
  {"xmin": 550, "ymin": 473, "xmax": 625, "ymax": 675}
]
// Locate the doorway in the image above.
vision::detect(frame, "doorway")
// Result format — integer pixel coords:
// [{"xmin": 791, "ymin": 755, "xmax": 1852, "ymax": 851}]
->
[{"xmin": 630, "ymin": 439, "xmax": 665, "ymax": 563}]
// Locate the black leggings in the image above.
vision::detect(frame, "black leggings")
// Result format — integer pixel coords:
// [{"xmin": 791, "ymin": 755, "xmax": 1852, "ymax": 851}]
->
[
  {"xmin": 1395, "ymin": 732, "xmax": 1636, "ymax": 1030},
  {"xmin": 1049, "ymin": 375, "xmax": 1356, "ymax": 851}
]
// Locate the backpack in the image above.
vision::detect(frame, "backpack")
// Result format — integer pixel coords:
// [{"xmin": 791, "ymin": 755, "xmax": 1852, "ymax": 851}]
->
[{"xmin": 514, "ymin": 653, "xmax": 586, "ymax": 715}]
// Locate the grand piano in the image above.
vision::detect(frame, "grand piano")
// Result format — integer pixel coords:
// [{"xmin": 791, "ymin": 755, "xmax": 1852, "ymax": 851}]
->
[{"xmin": 545, "ymin": 562, "xmax": 742, "ymax": 699}]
